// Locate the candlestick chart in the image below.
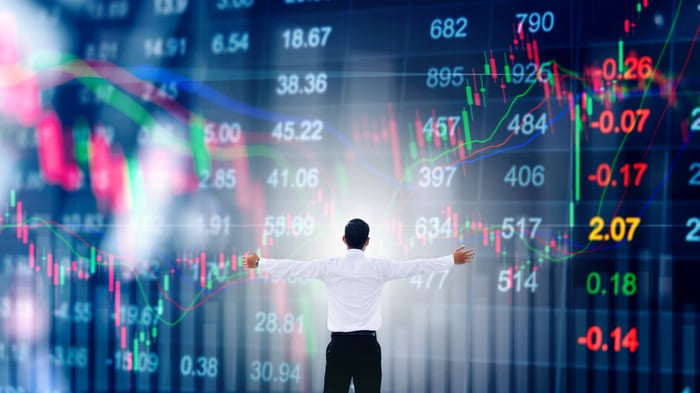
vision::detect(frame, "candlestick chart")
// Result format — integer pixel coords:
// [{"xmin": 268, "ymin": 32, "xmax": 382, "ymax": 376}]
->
[{"xmin": 0, "ymin": 0, "xmax": 698, "ymax": 392}]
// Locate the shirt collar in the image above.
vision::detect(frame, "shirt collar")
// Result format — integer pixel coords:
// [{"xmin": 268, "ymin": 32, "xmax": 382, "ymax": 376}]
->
[{"xmin": 346, "ymin": 248, "xmax": 365, "ymax": 256}]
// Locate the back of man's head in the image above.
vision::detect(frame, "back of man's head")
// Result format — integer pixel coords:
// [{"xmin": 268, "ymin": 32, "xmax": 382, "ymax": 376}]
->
[{"xmin": 344, "ymin": 218, "xmax": 369, "ymax": 249}]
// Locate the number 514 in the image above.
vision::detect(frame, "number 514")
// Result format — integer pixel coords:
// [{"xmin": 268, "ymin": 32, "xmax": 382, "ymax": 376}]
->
[{"xmin": 497, "ymin": 268, "xmax": 538, "ymax": 293}]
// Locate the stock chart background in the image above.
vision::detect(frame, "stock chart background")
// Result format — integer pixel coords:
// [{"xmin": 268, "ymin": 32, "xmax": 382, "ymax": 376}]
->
[{"xmin": 0, "ymin": 0, "xmax": 698, "ymax": 392}]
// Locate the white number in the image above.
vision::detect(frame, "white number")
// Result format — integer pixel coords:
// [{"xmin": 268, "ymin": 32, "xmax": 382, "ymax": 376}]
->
[
  {"xmin": 267, "ymin": 168, "xmax": 319, "ymax": 188},
  {"xmin": 282, "ymin": 26, "xmax": 332, "ymax": 49},
  {"xmin": 53, "ymin": 346, "xmax": 88, "ymax": 368},
  {"xmin": 515, "ymin": 11, "xmax": 555, "ymax": 34},
  {"xmin": 199, "ymin": 169, "xmax": 236, "ymax": 189},
  {"xmin": 422, "ymin": 115, "xmax": 461, "ymax": 138},
  {"xmin": 254, "ymin": 312, "xmax": 303, "ymax": 333},
  {"xmin": 144, "ymin": 37, "xmax": 187, "ymax": 58},
  {"xmin": 501, "ymin": 217, "xmax": 542, "ymax": 239},
  {"xmin": 181, "ymin": 355, "xmax": 217, "ymax": 378},
  {"xmin": 277, "ymin": 74, "xmax": 299, "ymax": 95},
  {"xmin": 205, "ymin": 122, "xmax": 242, "ymax": 144},
  {"xmin": 687, "ymin": 218, "xmax": 700, "ymax": 242},
  {"xmin": 418, "ymin": 166, "xmax": 457, "ymax": 188},
  {"xmin": 142, "ymin": 81, "xmax": 179, "ymax": 102},
  {"xmin": 271, "ymin": 120, "xmax": 323, "ymax": 142},
  {"xmin": 690, "ymin": 163, "xmax": 700, "ymax": 186},
  {"xmin": 197, "ymin": 214, "xmax": 231, "ymax": 236},
  {"xmin": 264, "ymin": 216, "xmax": 314, "ymax": 237},
  {"xmin": 154, "ymin": 0, "xmax": 188, "ymax": 15},
  {"xmin": 250, "ymin": 361, "xmax": 301, "ymax": 383},
  {"xmin": 304, "ymin": 72, "xmax": 327, "ymax": 94},
  {"xmin": 276, "ymin": 73, "xmax": 327, "ymax": 95},
  {"xmin": 216, "ymin": 0, "xmax": 254, "ymax": 10},
  {"xmin": 118, "ymin": 305, "xmax": 157, "ymax": 326},
  {"xmin": 511, "ymin": 62, "xmax": 551, "ymax": 84},
  {"xmin": 504, "ymin": 164, "xmax": 545, "ymax": 187},
  {"xmin": 115, "ymin": 350, "xmax": 159, "ymax": 373},
  {"xmin": 691, "ymin": 107, "xmax": 700, "ymax": 132},
  {"xmin": 426, "ymin": 66, "xmax": 464, "ymax": 88},
  {"xmin": 430, "ymin": 17, "xmax": 468, "ymax": 39},
  {"xmin": 73, "ymin": 302, "xmax": 93, "ymax": 323},
  {"xmin": 498, "ymin": 269, "xmax": 538, "ymax": 293},
  {"xmin": 507, "ymin": 113, "xmax": 548, "ymax": 135},
  {"xmin": 84, "ymin": 41, "xmax": 119, "ymax": 61},
  {"xmin": 86, "ymin": 0, "xmax": 130, "ymax": 20},
  {"xmin": 410, "ymin": 270, "xmax": 449, "ymax": 289},
  {"xmin": 211, "ymin": 32, "xmax": 250, "ymax": 54},
  {"xmin": 250, "ymin": 360, "xmax": 273, "ymax": 381},
  {"xmin": 415, "ymin": 216, "xmax": 452, "ymax": 239}
]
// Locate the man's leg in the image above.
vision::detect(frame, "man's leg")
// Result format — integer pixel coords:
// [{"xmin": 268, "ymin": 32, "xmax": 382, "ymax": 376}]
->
[
  {"xmin": 324, "ymin": 337, "xmax": 352, "ymax": 393},
  {"xmin": 351, "ymin": 338, "xmax": 381, "ymax": 393}
]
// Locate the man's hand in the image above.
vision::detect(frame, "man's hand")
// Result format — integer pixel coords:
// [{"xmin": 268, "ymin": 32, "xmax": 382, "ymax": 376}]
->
[
  {"xmin": 453, "ymin": 246, "xmax": 475, "ymax": 265},
  {"xmin": 245, "ymin": 251, "xmax": 260, "ymax": 269}
]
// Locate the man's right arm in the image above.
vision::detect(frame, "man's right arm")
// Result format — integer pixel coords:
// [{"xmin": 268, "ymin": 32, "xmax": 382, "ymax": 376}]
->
[
  {"xmin": 245, "ymin": 251, "xmax": 327, "ymax": 279},
  {"xmin": 453, "ymin": 246, "xmax": 476, "ymax": 265}
]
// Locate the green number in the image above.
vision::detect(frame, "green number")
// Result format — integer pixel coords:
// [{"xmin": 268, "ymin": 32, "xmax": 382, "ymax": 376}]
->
[{"xmin": 586, "ymin": 272, "xmax": 601, "ymax": 295}]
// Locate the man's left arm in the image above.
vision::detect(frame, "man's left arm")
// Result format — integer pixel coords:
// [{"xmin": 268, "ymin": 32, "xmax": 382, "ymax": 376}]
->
[{"xmin": 381, "ymin": 246, "xmax": 475, "ymax": 281}]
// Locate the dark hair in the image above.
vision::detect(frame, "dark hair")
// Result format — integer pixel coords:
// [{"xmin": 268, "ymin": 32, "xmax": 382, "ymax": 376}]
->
[{"xmin": 344, "ymin": 218, "xmax": 369, "ymax": 249}]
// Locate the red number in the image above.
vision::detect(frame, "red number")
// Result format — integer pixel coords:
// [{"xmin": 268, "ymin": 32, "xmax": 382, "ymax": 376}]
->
[
  {"xmin": 602, "ymin": 58, "xmax": 617, "ymax": 81},
  {"xmin": 600, "ymin": 56, "xmax": 652, "ymax": 81},
  {"xmin": 620, "ymin": 109, "xmax": 636, "ymax": 133},
  {"xmin": 599, "ymin": 110, "xmax": 614, "ymax": 133},
  {"xmin": 623, "ymin": 57, "xmax": 638, "ymax": 80},
  {"xmin": 635, "ymin": 108, "xmax": 650, "ymax": 132},
  {"xmin": 638, "ymin": 56, "xmax": 653, "ymax": 79},
  {"xmin": 610, "ymin": 326, "xmax": 622, "ymax": 352},
  {"xmin": 623, "ymin": 56, "xmax": 653, "ymax": 80},
  {"xmin": 622, "ymin": 327, "xmax": 639, "ymax": 352},
  {"xmin": 632, "ymin": 162, "xmax": 647, "ymax": 187},
  {"xmin": 596, "ymin": 163, "xmax": 611, "ymax": 187},
  {"xmin": 586, "ymin": 326, "xmax": 603, "ymax": 351},
  {"xmin": 619, "ymin": 162, "xmax": 648, "ymax": 187},
  {"xmin": 596, "ymin": 108, "xmax": 649, "ymax": 134}
]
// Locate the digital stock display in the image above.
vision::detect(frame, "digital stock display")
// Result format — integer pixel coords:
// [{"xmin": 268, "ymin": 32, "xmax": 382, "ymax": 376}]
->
[{"xmin": 0, "ymin": 0, "xmax": 698, "ymax": 392}]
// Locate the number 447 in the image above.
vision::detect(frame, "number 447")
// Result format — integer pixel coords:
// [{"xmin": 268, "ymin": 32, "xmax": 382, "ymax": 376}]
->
[{"xmin": 497, "ymin": 268, "xmax": 538, "ymax": 293}]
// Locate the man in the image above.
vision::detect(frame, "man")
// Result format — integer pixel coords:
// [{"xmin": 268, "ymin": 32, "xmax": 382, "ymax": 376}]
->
[{"xmin": 245, "ymin": 218, "xmax": 475, "ymax": 393}]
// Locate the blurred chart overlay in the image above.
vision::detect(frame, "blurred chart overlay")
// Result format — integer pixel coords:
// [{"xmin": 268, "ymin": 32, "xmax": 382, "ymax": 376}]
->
[{"xmin": 0, "ymin": 0, "xmax": 698, "ymax": 392}]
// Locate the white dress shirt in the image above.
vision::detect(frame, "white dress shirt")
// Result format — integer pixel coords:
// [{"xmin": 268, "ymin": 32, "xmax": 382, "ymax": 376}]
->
[{"xmin": 258, "ymin": 249, "xmax": 453, "ymax": 332}]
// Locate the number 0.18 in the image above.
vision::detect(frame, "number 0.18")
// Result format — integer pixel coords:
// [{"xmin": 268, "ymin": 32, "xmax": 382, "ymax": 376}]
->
[{"xmin": 586, "ymin": 272, "xmax": 637, "ymax": 296}]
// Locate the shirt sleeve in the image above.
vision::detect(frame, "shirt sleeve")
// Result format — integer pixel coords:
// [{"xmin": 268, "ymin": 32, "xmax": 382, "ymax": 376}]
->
[
  {"xmin": 258, "ymin": 258, "xmax": 328, "ymax": 280},
  {"xmin": 379, "ymin": 255, "xmax": 453, "ymax": 282}
]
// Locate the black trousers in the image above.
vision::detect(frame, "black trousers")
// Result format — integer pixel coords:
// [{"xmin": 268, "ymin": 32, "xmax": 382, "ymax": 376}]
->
[{"xmin": 323, "ymin": 332, "xmax": 381, "ymax": 393}]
